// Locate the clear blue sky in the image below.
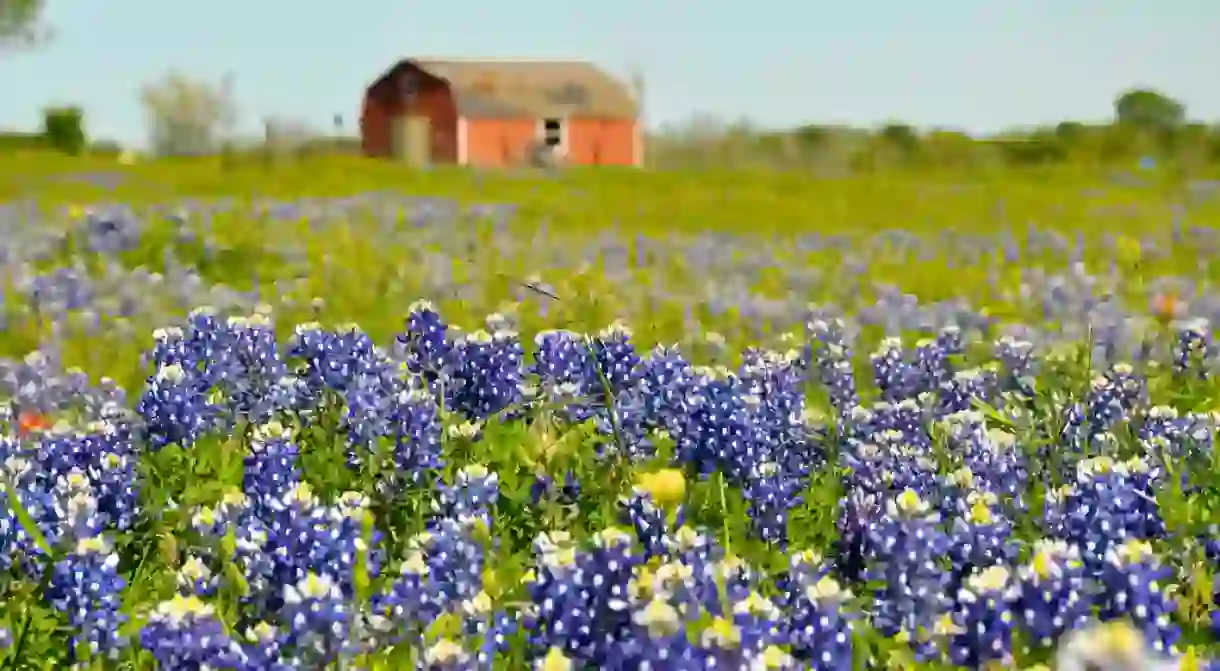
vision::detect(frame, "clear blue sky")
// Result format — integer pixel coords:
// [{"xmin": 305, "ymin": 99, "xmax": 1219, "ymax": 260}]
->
[{"xmin": 1, "ymin": 0, "xmax": 1217, "ymax": 147}]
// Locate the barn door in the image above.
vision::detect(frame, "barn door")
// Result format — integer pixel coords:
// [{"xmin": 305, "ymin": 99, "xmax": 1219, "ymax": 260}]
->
[{"xmin": 391, "ymin": 115, "xmax": 432, "ymax": 167}]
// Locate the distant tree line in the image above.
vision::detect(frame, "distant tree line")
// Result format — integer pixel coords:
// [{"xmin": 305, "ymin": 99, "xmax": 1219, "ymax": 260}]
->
[{"xmin": 646, "ymin": 89, "xmax": 1220, "ymax": 173}]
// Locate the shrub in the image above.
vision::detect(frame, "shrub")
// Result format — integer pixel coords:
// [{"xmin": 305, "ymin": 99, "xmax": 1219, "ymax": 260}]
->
[{"xmin": 41, "ymin": 105, "xmax": 87, "ymax": 155}]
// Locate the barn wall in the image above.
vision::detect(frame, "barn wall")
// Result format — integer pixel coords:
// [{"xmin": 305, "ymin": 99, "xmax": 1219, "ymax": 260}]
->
[
  {"xmin": 466, "ymin": 118, "xmax": 538, "ymax": 167},
  {"xmin": 462, "ymin": 117, "xmax": 637, "ymax": 167},
  {"xmin": 359, "ymin": 96, "xmax": 391, "ymax": 157},
  {"xmin": 362, "ymin": 61, "xmax": 458, "ymax": 162},
  {"xmin": 566, "ymin": 118, "xmax": 636, "ymax": 166}
]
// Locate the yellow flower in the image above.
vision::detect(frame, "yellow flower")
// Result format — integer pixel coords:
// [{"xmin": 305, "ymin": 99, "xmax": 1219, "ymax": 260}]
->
[
  {"xmin": 633, "ymin": 597, "xmax": 681, "ymax": 637},
  {"xmin": 537, "ymin": 647, "xmax": 573, "ymax": 671},
  {"xmin": 894, "ymin": 488, "xmax": 927, "ymax": 515},
  {"xmin": 967, "ymin": 498, "xmax": 993, "ymax": 525},
  {"xmin": 1030, "ymin": 549, "xmax": 1057, "ymax": 579},
  {"xmin": 757, "ymin": 645, "xmax": 793, "ymax": 669},
  {"xmin": 700, "ymin": 616, "xmax": 741, "ymax": 649},
  {"xmin": 636, "ymin": 468, "xmax": 686, "ymax": 509}
]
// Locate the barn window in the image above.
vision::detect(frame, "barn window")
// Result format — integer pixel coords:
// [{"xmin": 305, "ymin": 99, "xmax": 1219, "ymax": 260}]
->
[{"xmin": 540, "ymin": 118, "xmax": 565, "ymax": 149}]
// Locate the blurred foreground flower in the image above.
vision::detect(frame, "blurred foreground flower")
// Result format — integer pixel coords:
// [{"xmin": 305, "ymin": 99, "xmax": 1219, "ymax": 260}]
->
[{"xmin": 1054, "ymin": 619, "xmax": 1178, "ymax": 671}]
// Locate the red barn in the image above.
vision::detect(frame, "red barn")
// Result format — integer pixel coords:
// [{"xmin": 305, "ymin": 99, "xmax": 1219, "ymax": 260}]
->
[{"xmin": 360, "ymin": 58, "xmax": 642, "ymax": 167}]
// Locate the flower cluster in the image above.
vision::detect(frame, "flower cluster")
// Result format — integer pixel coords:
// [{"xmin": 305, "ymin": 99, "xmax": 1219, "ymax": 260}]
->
[{"xmin": 1, "ymin": 300, "xmax": 1217, "ymax": 670}]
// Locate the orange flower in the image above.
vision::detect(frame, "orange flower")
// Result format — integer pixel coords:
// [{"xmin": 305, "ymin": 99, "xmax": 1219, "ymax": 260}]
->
[
  {"xmin": 17, "ymin": 411, "xmax": 50, "ymax": 437},
  {"xmin": 1152, "ymin": 293, "xmax": 1180, "ymax": 322}
]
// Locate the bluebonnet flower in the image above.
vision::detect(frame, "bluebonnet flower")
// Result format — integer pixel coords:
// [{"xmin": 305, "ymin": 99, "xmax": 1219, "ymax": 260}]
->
[
  {"xmin": 1016, "ymin": 540, "xmax": 1091, "ymax": 652},
  {"xmin": 533, "ymin": 329, "xmax": 597, "ymax": 396},
  {"xmin": 1140, "ymin": 406, "xmax": 1216, "ymax": 474},
  {"xmin": 397, "ymin": 299, "xmax": 452, "ymax": 381},
  {"xmin": 672, "ymin": 366, "xmax": 769, "ymax": 483},
  {"xmin": 591, "ymin": 321, "xmax": 641, "ymax": 397},
  {"xmin": 1048, "ymin": 456, "xmax": 1163, "ymax": 573},
  {"xmin": 244, "ymin": 420, "xmax": 301, "ymax": 510},
  {"xmin": 438, "ymin": 463, "xmax": 498, "ymax": 514},
  {"xmin": 944, "ymin": 564, "xmax": 1017, "ymax": 667},
  {"xmin": 1099, "ymin": 539, "xmax": 1180, "ymax": 656},
  {"xmin": 784, "ymin": 568, "xmax": 855, "ymax": 669},
  {"xmin": 622, "ymin": 488, "xmax": 684, "ymax": 559},
  {"xmin": 214, "ymin": 312, "xmax": 289, "ymax": 423},
  {"xmin": 994, "ymin": 335, "xmax": 1036, "ymax": 394},
  {"xmin": 804, "ymin": 316, "xmax": 859, "ymax": 413},
  {"xmin": 50, "ymin": 467, "xmax": 105, "ymax": 543},
  {"xmin": 81, "ymin": 205, "xmax": 142, "ymax": 254},
  {"xmin": 939, "ymin": 412, "xmax": 1027, "ymax": 516},
  {"xmin": 370, "ymin": 547, "xmax": 445, "ymax": 648},
  {"xmin": 447, "ymin": 328, "xmax": 524, "ymax": 421},
  {"xmin": 288, "ymin": 322, "xmax": 397, "ymax": 402},
  {"xmin": 740, "ymin": 347, "xmax": 808, "ymax": 450},
  {"xmin": 148, "ymin": 325, "xmax": 196, "ymax": 371},
  {"xmin": 913, "ymin": 334, "xmax": 954, "ymax": 396},
  {"xmin": 742, "ymin": 460, "xmax": 805, "ymax": 548},
  {"xmin": 241, "ymin": 622, "xmax": 293, "ymax": 671},
  {"xmin": 455, "ymin": 590, "xmax": 518, "ymax": 668},
  {"xmin": 636, "ymin": 345, "xmax": 694, "ymax": 434},
  {"xmin": 382, "ymin": 387, "xmax": 443, "ymax": 490},
  {"xmin": 865, "ymin": 399, "xmax": 933, "ymax": 453},
  {"xmin": 865, "ymin": 488, "xmax": 951, "ymax": 658},
  {"xmin": 136, "ymin": 362, "xmax": 212, "ymax": 451},
  {"xmin": 151, "ymin": 309, "xmax": 287, "ymax": 428},
  {"xmin": 79, "ymin": 422, "xmax": 141, "ymax": 531},
  {"xmin": 524, "ymin": 528, "xmax": 641, "ymax": 665},
  {"xmin": 139, "ymin": 595, "xmax": 249, "ymax": 669},
  {"xmin": 46, "ymin": 535, "xmax": 128, "ymax": 660},
  {"xmin": 872, "ymin": 337, "xmax": 917, "ymax": 402},
  {"xmin": 937, "ymin": 367, "xmax": 998, "ymax": 415},
  {"xmin": 250, "ymin": 483, "xmax": 382, "ymax": 614},
  {"xmin": 947, "ymin": 494, "xmax": 1020, "ymax": 589},
  {"xmin": 1063, "ymin": 363, "xmax": 1145, "ymax": 449},
  {"xmin": 279, "ymin": 571, "xmax": 353, "ymax": 665},
  {"xmin": 1171, "ymin": 317, "xmax": 1212, "ymax": 378}
]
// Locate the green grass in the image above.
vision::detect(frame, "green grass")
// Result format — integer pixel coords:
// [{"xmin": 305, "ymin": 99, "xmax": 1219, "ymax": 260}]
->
[{"xmin": 0, "ymin": 149, "xmax": 1213, "ymax": 391}]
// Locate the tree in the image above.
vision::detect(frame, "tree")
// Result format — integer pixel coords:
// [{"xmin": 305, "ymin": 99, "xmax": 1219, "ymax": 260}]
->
[
  {"xmin": 879, "ymin": 123, "xmax": 920, "ymax": 161},
  {"xmin": 0, "ymin": 0, "xmax": 48, "ymax": 48},
  {"xmin": 1113, "ymin": 88, "xmax": 1186, "ymax": 131},
  {"xmin": 139, "ymin": 71, "xmax": 237, "ymax": 156}
]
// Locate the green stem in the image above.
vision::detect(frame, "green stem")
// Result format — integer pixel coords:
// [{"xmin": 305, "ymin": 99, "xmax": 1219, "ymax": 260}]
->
[{"xmin": 4, "ymin": 549, "xmax": 59, "ymax": 670}]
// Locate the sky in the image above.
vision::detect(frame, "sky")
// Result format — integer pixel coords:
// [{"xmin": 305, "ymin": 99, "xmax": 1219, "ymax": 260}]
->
[{"xmin": 0, "ymin": 0, "xmax": 1217, "ymax": 148}]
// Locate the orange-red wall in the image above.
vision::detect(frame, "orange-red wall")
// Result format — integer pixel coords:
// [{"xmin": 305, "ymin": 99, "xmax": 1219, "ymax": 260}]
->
[{"xmin": 463, "ymin": 117, "xmax": 637, "ymax": 167}]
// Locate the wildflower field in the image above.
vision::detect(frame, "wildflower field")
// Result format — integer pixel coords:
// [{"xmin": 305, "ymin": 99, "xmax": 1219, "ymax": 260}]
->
[{"xmin": 4, "ymin": 151, "xmax": 1220, "ymax": 669}]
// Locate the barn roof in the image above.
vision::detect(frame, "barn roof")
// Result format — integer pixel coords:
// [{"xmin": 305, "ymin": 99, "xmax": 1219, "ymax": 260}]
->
[{"xmin": 406, "ymin": 58, "xmax": 639, "ymax": 120}]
